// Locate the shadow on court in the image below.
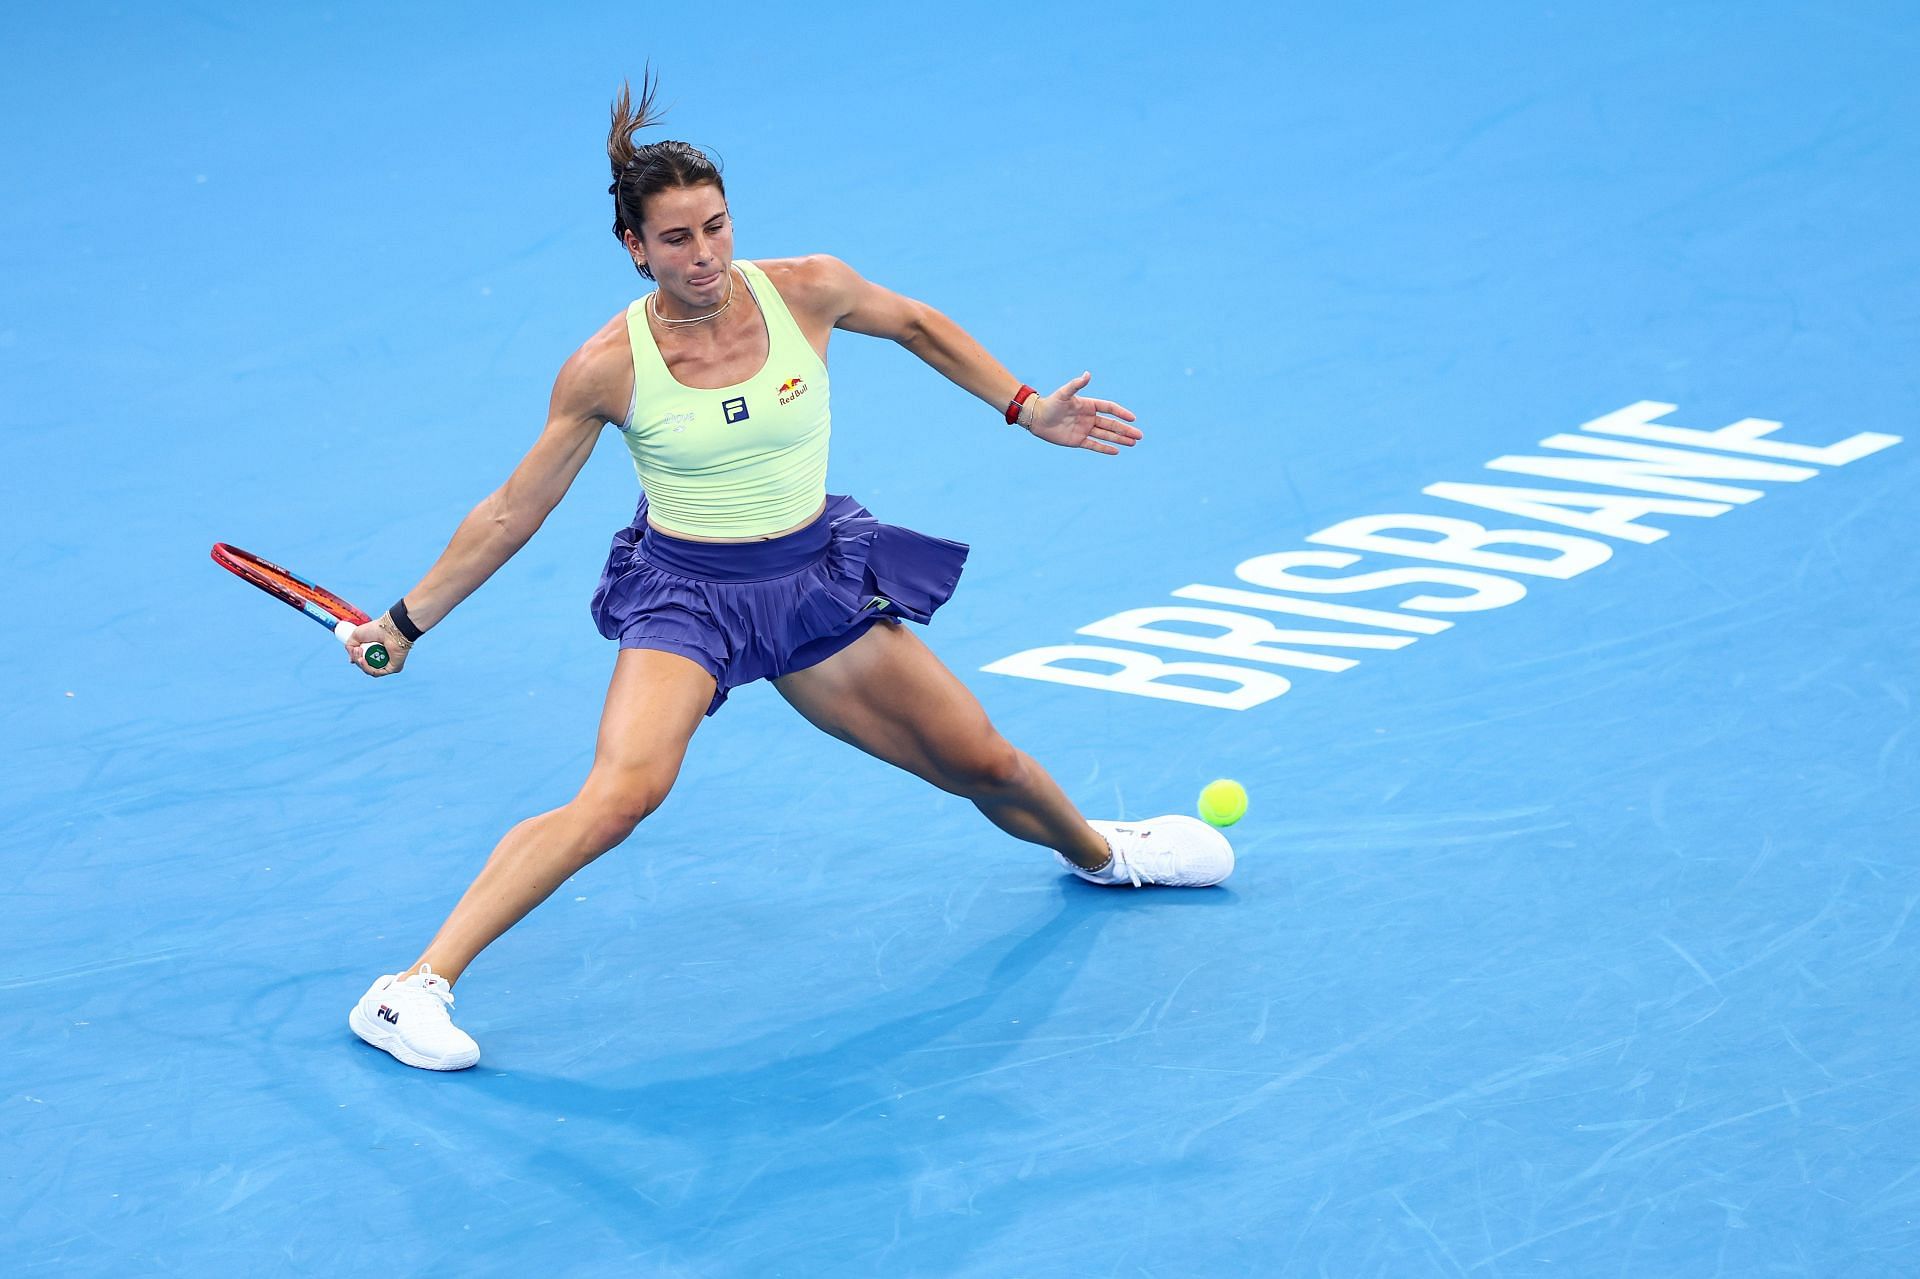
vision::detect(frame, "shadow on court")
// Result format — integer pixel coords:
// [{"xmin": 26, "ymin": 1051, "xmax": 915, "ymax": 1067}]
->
[{"xmin": 348, "ymin": 884, "xmax": 1236, "ymax": 1271}]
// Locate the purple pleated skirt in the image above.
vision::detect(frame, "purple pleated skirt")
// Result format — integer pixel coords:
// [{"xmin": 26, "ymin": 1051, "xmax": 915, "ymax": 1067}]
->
[{"xmin": 590, "ymin": 493, "xmax": 969, "ymax": 715}]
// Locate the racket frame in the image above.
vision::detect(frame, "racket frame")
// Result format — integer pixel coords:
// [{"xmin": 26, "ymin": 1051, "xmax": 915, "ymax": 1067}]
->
[{"xmin": 210, "ymin": 543, "xmax": 389, "ymax": 669}]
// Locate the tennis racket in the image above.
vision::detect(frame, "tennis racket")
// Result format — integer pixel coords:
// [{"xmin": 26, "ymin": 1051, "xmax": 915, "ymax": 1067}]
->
[{"xmin": 210, "ymin": 542, "xmax": 389, "ymax": 669}]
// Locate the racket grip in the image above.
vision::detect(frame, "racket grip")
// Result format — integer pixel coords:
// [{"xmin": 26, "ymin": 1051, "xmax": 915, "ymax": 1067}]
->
[{"xmin": 335, "ymin": 618, "xmax": 390, "ymax": 670}]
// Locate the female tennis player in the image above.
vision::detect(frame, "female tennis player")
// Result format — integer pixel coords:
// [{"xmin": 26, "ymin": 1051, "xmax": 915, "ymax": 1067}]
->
[{"xmin": 347, "ymin": 75, "xmax": 1234, "ymax": 1071}]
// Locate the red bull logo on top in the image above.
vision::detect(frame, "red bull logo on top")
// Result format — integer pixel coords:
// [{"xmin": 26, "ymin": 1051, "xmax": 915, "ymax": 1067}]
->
[{"xmin": 777, "ymin": 377, "xmax": 809, "ymax": 406}]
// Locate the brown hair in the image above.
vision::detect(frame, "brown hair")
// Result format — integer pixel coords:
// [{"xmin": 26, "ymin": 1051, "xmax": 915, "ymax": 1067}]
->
[{"xmin": 607, "ymin": 69, "xmax": 726, "ymax": 279}]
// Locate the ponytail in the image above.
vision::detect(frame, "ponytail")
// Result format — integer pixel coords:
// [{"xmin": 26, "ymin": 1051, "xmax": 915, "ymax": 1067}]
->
[{"xmin": 607, "ymin": 67, "xmax": 664, "ymax": 198}]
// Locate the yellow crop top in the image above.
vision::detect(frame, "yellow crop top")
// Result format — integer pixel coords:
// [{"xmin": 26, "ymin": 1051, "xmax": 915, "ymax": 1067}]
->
[{"xmin": 616, "ymin": 259, "xmax": 831, "ymax": 538}]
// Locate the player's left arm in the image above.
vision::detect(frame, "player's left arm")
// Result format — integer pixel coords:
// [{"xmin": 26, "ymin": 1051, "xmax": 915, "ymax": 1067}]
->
[{"xmin": 790, "ymin": 253, "xmax": 1142, "ymax": 455}]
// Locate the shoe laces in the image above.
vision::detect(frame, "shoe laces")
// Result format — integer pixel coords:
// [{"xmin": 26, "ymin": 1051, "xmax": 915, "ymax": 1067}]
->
[
  {"xmin": 403, "ymin": 964, "xmax": 455, "ymax": 1009},
  {"xmin": 1107, "ymin": 844, "xmax": 1146, "ymax": 888}
]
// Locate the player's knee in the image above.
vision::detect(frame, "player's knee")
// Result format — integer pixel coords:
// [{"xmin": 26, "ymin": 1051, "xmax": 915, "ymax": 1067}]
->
[
  {"xmin": 942, "ymin": 738, "xmax": 1026, "ymax": 796},
  {"xmin": 576, "ymin": 771, "xmax": 672, "ymax": 849}
]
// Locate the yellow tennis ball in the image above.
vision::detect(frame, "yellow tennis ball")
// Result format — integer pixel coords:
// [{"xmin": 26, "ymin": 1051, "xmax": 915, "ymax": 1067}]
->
[{"xmin": 1197, "ymin": 778, "xmax": 1248, "ymax": 827}]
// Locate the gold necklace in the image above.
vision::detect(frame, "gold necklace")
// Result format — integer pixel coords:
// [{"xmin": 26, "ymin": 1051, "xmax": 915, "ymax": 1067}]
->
[{"xmin": 647, "ymin": 269, "xmax": 735, "ymax": 327}]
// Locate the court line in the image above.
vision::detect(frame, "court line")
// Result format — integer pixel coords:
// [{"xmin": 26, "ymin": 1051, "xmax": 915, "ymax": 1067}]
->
[{"xmin": 0, "ymin": 948, "xmax": 185, "ymax": 990}]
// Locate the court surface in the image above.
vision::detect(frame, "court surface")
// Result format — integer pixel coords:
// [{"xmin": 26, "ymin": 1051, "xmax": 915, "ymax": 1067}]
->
[{"xmin": 5, "ymin": 4, "xmax": 1918, "ymax": 1275}]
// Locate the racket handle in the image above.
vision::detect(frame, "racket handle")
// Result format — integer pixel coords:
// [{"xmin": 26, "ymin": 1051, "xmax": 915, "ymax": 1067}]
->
[{"xmin": 335, "ymin": 618, "xmax": 390, "ymax": 670}]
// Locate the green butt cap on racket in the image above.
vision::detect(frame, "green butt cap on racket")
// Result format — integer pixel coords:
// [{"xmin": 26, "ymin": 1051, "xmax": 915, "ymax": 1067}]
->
[{"xmin": 333, "ymin": 618, "xmax": 389, "ymax": 669}]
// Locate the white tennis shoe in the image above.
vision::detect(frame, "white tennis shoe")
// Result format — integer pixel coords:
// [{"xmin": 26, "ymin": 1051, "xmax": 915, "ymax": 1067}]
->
[
  {"xmin": 1061, "ymin": 816, "xmax": 1236, "ymax": 887},
  {"xmin": 348, "ymin": 966, "xmax": 480, "ymax": 1071}
]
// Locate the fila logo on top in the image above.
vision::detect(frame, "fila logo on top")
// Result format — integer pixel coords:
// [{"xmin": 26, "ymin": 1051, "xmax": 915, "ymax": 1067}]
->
[
  {"xmin": 722, "ymin": 396, "xmax": 750, "ymax": 424},
  {"xmin": 778, "ymin": 377, "xmax": 809, "ymax": 405}
]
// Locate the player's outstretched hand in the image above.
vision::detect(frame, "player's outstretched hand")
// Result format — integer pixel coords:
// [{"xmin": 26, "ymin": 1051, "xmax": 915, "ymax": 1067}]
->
[
  {"xmin": 1025, "ymin": 372, "xmax": 1142, "ymax": 455},
  {"xmin": 348, "ymin": 615, "xmax": 412, "ymax": 677}
]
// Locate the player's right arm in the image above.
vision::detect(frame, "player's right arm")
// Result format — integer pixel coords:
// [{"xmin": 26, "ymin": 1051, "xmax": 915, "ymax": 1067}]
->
[{"xmin": 347, "ymin": 316, "xmax": 632, "ymax": 676}]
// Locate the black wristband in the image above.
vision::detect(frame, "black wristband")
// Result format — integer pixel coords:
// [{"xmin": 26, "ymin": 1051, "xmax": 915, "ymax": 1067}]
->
[{"xmin": 387, "ymin": 597, "xmax": 424, "ymax": 643}]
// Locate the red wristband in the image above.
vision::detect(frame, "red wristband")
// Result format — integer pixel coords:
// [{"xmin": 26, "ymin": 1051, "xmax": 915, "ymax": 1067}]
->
[{"xmin": 1005, "ymin": 384, "xmax": 1037, "ymax": 425}]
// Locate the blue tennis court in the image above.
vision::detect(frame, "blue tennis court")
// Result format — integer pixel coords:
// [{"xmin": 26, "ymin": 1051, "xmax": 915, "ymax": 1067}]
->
[{"xmin": 6, "ymin": 3, "xmax": 1917, "ymax": 1274}]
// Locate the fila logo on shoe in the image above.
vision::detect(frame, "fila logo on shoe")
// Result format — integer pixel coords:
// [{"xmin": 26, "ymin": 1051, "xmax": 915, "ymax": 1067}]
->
[{"xmin": 377, "ymin": 1005, "xmax": 400, "ymax": 1025}]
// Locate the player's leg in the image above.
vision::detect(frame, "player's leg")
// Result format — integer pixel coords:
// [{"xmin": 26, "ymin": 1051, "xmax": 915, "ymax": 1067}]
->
[
  {"xmin": 351, "ymin": 648, "xmax": 714, "ymax": 1070},
  {"xmin": 773, "ymin": 621, "xmax": 1112, "ymax": 868},
  {"xmin": 776, "ymin": 622, "xmax": 1234, "ymax": 889},
  {"xmin": 401, "ymin": 647, "xmax": 715, "ymax": 985}
]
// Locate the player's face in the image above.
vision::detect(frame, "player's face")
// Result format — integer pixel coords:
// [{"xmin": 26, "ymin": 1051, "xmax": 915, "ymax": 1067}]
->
[{"xmin": 631, "ymin": 183, "xmax": 733, "ymax": 307}]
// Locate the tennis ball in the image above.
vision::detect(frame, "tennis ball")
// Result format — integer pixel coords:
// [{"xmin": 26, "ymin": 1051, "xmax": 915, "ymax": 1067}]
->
[{"xmin": 1197, "ymin": 778, "xmax": 1248, "ymax": 827}]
